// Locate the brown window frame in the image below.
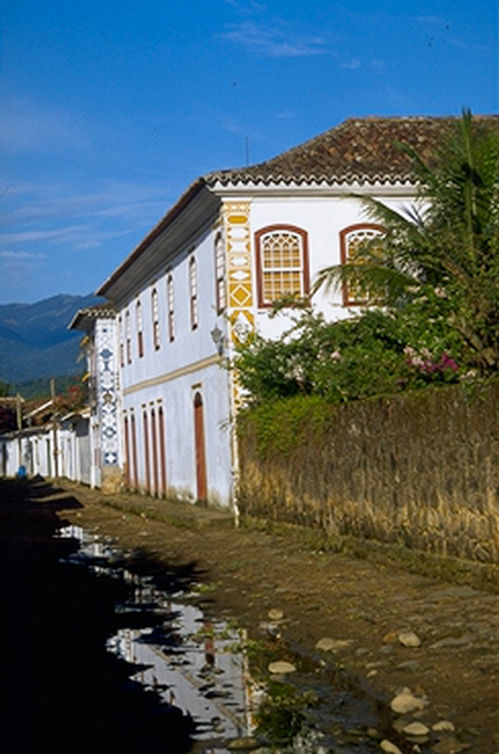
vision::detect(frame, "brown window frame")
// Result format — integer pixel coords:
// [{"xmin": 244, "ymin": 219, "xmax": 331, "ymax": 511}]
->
[
  {"xmin": 339, "ymin": 223, "xmax": 385, "ymax": 306},
  {"xmin": 151, "ymin": 287, "xmax": 160, "ymax": 350},
  {"xmin": 118, "ymin": 316, "xmax": 124, "ymax": 368},
  {"xmin": 189, "ymin": 254, "xmax": 198, "ymax": 330},
  {"xmin": 254, "ymin": 224, "xmax": 310, "ymax": 308},
  {"xmin": 167, "ymin": 273, "xmax": 175, "ymax": 342},
  {"xmin": 214, "ymin": 231, "xmax": 226, "ymax": 314},
  {"xmin": 136, "ymin": 300, "xmax": 144, "ymax": 358},
  {"xmin": 125, "ymin": 310, "xmax": 132, "ymax": 364}
]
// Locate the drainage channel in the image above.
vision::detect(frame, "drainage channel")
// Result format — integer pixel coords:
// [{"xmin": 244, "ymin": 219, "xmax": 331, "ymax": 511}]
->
[{"xmin": 58, "ymin": 525, "xmax": 414, "ymax": 754}]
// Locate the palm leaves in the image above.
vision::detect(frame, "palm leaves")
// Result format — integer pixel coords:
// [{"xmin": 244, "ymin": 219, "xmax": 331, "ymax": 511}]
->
[{"xmin": 315, "ymin": 109, "xmax": 499, "ymax": 372}]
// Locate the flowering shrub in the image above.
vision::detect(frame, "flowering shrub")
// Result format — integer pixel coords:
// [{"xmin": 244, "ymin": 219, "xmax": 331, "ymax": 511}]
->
[
  {"xmin": 404, "ymin": 346, "xmax": 459, "ymax": 380},
  {"xmin": 232, "ymin": 304, "xmax": 463, "ymax": 406}
]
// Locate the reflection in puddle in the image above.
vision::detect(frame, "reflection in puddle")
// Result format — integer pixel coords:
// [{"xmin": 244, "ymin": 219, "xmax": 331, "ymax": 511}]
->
[
  {"xmin": 58, "ymin": 525, "xmax": 390, "ymax": 754},
  {"xmin": 59, "ymin": 525, "xmax": 258, "ymax": 748}
]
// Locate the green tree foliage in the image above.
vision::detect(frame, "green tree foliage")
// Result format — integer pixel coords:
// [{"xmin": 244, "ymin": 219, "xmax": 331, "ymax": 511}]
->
[
  {"xmin": 315, "ymin": 109, "xmax": 499, "ymax": 373},
  {"xmin": 233, "ymin": 111, "xmax": 499, "ymax": 406},
  {"xmin": 233, "ymin": 305, "xmax": 462, "ymax": 407}
]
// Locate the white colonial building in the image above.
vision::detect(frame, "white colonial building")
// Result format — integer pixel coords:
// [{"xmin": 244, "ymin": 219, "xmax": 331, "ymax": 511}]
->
[{"xmin": 66, "ymin": 116, "xmax": 491, "ymax": 507}]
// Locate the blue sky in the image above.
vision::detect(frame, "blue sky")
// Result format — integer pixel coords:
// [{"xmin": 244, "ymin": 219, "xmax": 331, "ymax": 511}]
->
[{"xmin": 1, "ymin": 0, "xmax": 497, "ymax": 304}]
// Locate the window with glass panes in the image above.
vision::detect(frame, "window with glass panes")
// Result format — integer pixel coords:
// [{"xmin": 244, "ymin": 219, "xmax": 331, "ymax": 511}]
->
[
  {"xmin": 214, "ymin": 231, "xmax": 226, "ymax": 313},
  {"xmin": 125, "ymin": 310, "xmax": 132, "ymax": 363},
  {"xmin": 255, "ymin": 225, "xmax": 309, "ymax": 307},
  {"xmin": 339, "ymin": 224, "xmax": 385, "ymax": 306},
  {"xmin": 189, "ymin": 255, "xmax": 198, "ymax": 329},
  {"xmin": 136, "ymin": 300, "xmax": 144, "ymax": 357},
  {"xmin": 167, "ymin": 274, "xmax": 175, "ymax": 341},
  {"xmin": 151, "ymin": 288, "xmax": 160, "ymax": 349}
]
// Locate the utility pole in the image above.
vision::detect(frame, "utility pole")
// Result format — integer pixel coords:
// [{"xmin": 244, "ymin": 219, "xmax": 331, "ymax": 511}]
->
[
  {"xmin": 51, "ymin": 378, "xmax": 59, "ymax": 481},
  {"xmin": 16, "ymin": 393, "xmax": 23, "ymax": 470}
]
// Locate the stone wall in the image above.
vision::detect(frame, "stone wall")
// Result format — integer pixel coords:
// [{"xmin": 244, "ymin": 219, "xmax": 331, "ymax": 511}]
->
[{"xmin": 238, "ymin": 381, "xmax": 499, "ymax": 564}]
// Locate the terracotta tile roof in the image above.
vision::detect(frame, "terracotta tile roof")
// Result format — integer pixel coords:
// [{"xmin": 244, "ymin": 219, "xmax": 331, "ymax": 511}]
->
[
  {"xmin": 69, "ymin": 303, "xmax": 116, "ymax": 331},
  {"xmin": 97, "ymin": 114, "xmax": 499, "ymax": 299},
  {"xmin": 205, "ymin": 115, "xmax": 499, "ymax": 186}
]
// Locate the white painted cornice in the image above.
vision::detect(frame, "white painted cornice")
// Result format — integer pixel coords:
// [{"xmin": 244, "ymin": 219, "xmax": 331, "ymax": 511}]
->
[{"xmin": 98, "ymin": 183, "xmax": 220, "ymax": 306}]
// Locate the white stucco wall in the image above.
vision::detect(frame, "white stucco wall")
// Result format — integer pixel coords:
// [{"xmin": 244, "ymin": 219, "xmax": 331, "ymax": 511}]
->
[
  {"xmin": 115, "ymin": 221, "xmax": 234, "ymax": 506},
  {"xmin": 244, "ymin": 189, "xmax": 414, "ymax": 340},
  {"xmin": 103, "ymin": 182, "xmax": 417, "ymax": 508},
  {"xmin": 122, "ymin": 359, "xmax": 232, "ymax": 506}
]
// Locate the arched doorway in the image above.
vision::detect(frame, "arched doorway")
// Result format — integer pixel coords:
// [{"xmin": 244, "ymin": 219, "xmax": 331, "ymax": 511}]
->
[{"xmin": 193, "ymin": 392, "xmax": 207, "ymax": 501}]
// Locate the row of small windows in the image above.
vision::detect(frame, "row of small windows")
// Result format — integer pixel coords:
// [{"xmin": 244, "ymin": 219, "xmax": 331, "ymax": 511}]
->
[
  {"xmin": 118, "ymin": 253, "xmax": 199, "ymax": 366},
  {"xmin": 118, "ymin": 223, "xmax": 383, "ymax": 364}
]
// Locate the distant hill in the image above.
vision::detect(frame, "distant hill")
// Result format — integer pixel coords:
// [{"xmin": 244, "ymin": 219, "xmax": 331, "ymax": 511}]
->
[{"xmin": 0, "ymin": 293, "xmax": 104, "ymax": 384}]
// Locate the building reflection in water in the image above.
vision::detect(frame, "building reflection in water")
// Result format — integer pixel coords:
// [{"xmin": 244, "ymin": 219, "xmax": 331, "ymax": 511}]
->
[{"xmin": 59, "ymin": 525, "xmax": 259, "ymax": 745}]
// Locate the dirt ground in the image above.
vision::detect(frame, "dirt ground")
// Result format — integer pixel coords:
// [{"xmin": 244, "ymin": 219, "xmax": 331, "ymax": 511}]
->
[{"xmin": 5, "ymin": 478, "xmax": 499, "ymax": 753}]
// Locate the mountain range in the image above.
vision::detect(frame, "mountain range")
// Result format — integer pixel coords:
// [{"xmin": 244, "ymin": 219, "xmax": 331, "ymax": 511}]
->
[{"xmin": 0, "ymin": 293, "xmax": 103, "ymax": 384}]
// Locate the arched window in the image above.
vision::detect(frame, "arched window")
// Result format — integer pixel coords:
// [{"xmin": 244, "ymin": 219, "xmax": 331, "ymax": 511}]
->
[
  {"xmin": 189, "ymin": 255, "xmax": 198, "ymax": 329},
  {"xmin": 167, "ymin": 274, "xmax": 175, "ymax": 342},
  {"xmin": 254, "ymin": 225, "xmax": 309, "ymax": 308},
  {"xmin": 125, "ymin": 310, "xmax": 132, "ymax": 364},
  {"xmin": 339, "ymin": 224, "xmax": 385, "ymax": 306},
  {"xmin": 214, "ymin": 231, "xmax": 226, "ymax": 314},
  {"xmin": 118, "ymin": 315, "xmax": 124, "ymax": 367},
  {"xmin": 151, "ymin": 288, "xmax": 160, "ymax": 350},
  {"xmin": 136, "ymin": 300, "xmax": 144, "ymax": 357}
]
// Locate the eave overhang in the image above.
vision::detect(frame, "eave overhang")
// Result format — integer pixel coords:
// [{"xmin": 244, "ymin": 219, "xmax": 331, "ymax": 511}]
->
[
  {"xmin": 97, "ymin": 179, "xmax": 220, "ymax": 304},
  {"xmin": 69, "ymin": 304, "xmax": 116, "ymax": 332}
]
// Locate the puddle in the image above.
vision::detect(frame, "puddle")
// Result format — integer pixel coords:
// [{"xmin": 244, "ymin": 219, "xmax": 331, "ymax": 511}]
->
[
  {"xmin": 57, "ymin": 525, "xmax": 410, "ymax": 754},
  {"xmin": 60, "ymin": 525, "xmax": 257, "ymax": 750}
]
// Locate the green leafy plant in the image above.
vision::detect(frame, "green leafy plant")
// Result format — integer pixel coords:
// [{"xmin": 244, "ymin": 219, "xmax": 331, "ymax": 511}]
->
[
  {"xmin": 315, "ymin": 109, "xmax": 499, "ymax": 374},
  {"xmin": 255, "ymin": 681, "xmax": 318, "ymax": 745},
  {"xmin": 232, "ymin": 305, "xmax": 462, "ymax": 409}
]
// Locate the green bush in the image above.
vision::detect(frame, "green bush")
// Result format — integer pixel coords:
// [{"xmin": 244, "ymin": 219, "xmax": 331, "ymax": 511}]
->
[{"xmin": 232, "ymin": 305, "xmax": 463, "ymax": 408}]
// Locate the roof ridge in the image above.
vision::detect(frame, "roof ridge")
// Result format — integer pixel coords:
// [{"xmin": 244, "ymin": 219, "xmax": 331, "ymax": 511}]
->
[{"xmin": 204, "ymin": 114, "xmax": 499, "ymax": 187}]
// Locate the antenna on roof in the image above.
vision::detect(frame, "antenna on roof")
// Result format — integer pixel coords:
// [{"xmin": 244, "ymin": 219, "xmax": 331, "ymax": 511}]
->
[{"xmin": 245, "ymin": 137, "xmax": 250, "ymax": 165}]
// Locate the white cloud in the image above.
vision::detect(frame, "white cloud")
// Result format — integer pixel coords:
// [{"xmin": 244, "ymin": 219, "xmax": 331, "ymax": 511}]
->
[
  {"xmin": 339, "ymin": 58, "xmax": 361, "ymax": 70},
  {"xmin": 0, "ymin": 177, "xmax": 174, "ymax": 270},
  {"xmin": 224, "ymin": 0, "xmax": 266, "ymax": 14},
  {"xmin": 0, "ymin": 97, "xmax": 89, "ymax": 154},
  {"xmin": 221, "ymin": 21, "xmax": 329, "ymax": 58},
  {"xmin": 2, "ymin": 178, "xmax": 170, "ymax": 231},
  {"xmin": 0, "ymin": 224, "xmax": 136, "ymax": 252},
  {"xmin": 0, "ymin": 250, "xmax": 46, "ymax": 260}
]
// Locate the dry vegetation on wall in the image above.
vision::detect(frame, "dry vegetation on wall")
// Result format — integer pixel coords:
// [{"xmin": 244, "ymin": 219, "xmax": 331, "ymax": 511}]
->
[{"xmin": 237, "ymin": 380, "xmax": 499, "ymax": 565}]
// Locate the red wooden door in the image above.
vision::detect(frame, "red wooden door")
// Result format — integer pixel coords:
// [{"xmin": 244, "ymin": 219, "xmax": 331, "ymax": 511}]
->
[
  {"xmin": 151, "ymin": 409, "xmax": 159, "ymax": 496},
  {"xmin": 193, "ymin": 393, "xmax": 207, "ymax": 501},
  {"xmin": 158, "ymin": 406, "xmax": 167, "ymax": 496},
  {"xmin": 131, "ymin": 413, "xmax": 138, "ymax": 489},
  {"xmin": 143, "ymin": 411, "xmax": 151, "ymax": 493},
  {"xmin": 124, "ymin": 416, "xmax": 130, "ymax": 487}
]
